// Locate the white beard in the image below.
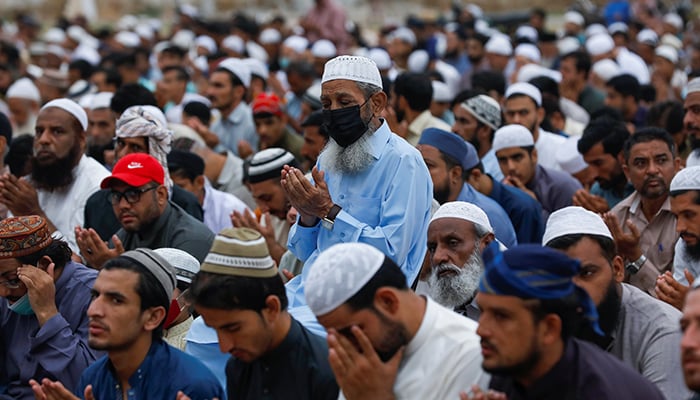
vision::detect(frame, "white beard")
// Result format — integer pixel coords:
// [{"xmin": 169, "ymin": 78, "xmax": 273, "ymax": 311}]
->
[
  {"xmin": 426, "ymin": 251, "xmax": 483, "ymax": 309},
  {"xmin": 321, "ymin": 128, "xmax": 374, "ymax": 174}
]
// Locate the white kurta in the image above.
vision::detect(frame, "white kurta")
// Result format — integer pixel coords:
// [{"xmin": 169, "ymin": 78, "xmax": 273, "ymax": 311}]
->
[
  {"xmin": 202, "ymin": 178, "xmax": 249, "ymax": 234},
  {"xmin": 535, "ymin": 128, "xmax": 567, "ymax": 171}
]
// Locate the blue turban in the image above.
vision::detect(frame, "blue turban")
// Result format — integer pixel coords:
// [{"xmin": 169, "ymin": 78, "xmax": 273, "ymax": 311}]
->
[
  {"xmin": 418, "ymin": 128, "xmax": 478, "ymax": 170},
  {"xmin": 480, "ymin": 242, "xmax": 603, "ymax": 336}
]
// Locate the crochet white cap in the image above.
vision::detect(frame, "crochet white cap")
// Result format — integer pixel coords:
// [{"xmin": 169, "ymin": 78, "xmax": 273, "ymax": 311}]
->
[
  {"xmin": 259, "ymin": 28, "xmax": 282, "ymax": 45},
  {"xmin": 670, "ymin": 166, "xmax": 700, "ymax": 191},
  {"xmin": 492, "ymin": 124, "xmax": 534, "ymax": 153},
  {"xmin": 305, "ymin": 242, "xmax": 386, "ymax": 316},
  {"xmin": 592, "ymin": 59, "xmax": 621, "ymax": 82},
  {"xmin": 564, "ymin": 11, "xmax": 585, "ymax": 27},
  {"xmin": 557, "ymin": 137, "xmax": 588, "ymax": 174},
  {"xmin": 311, "ymin": 39, "xmax": 337, "ymax": 58},
  {"xmin": 217, "ymin": 58, "xmax": 251, "ymax": 89},
  {"xmin": 6, "ymin": 78, "xmax": 41, "ymax": 102},
  {"xmin": 586, "ymin": 34, "xmax": 615, "ymax": 56},
  {"xmin": 154, "ymin": 248, "xmax": 200, "ymax": 284},
  {"xmin": 90, "ymin": 92, "xmax": 114, "ymax": 110},
  {"xmin": 485, "ymin": 34, "xmax": 512, "ymax": 56},
  {"xmin": 655, "ymin": 45, "xmax": 678, "ymax": 64},
  {"xmin": 430, "ymin": 201, "xmax": 493, "ymax": 233},
  {"xmin": 222, "ymin": 35, "xmax": 245, "ymax": 54},
  {"xmin": 367, "ymin": 47, "xmax": 392, "ymax": 70},
  {"xmin": 505, "ymin": 82, "xmax": 542, "ymax": 107},
  {"xmin": 542, "ymin": 206, "xmax": 612, "ymax": 246},
  {"xmin": 41, "ymin": 98, "xmax": 88, "ymax": 131},
  {"xmin": 322, "ymin": 55, "xmax": 383, "ymax": 88},
  {"xmin": 514, "ymin": 43, "xmax": 541, "ymax": 63}
]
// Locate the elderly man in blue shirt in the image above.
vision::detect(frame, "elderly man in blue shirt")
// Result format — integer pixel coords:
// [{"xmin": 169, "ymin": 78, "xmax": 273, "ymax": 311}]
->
[{"xmin": 281, "ymin": 55, "xmax": 433, "ymax": 330}]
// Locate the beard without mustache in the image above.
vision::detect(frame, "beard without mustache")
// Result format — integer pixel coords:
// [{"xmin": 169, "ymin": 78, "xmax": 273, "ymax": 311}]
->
[
  {"xmin": 321, "ymin": 127, "xmax": 375, "ymax": 174},
  {"xmin": 426, "ymin": 251, "xmax": 483, "ymax": 309},
  {"xmin": 31, "ymin": 141, "xmax": 81, "ymax": 191}
]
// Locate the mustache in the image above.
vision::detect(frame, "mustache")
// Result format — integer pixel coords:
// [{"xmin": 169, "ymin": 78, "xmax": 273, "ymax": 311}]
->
[
  {"xmin": 434, "ymin": 263, "xmax": 461, "ymax": 275},
  {"xmin": 681, "ymin": 231, "xmax": 700, "ymax": 240}
]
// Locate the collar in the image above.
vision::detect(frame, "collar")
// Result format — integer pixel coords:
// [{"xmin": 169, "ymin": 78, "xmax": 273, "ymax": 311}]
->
[
  {"xmin": 105, "ymin": 340, "xmax": 164, "ymax": 389},
  {"xmin": 224, "ymin": 102, "xmax": 248, "ymax": 124},
  {"xmin": 628, "ymin": 192, "xmax": 672, "ymax": 216},
  {"xmin": 258, "ymin": 316, "xmax": 301, "ymax": 363},
  {"xmin": 368, "ymin": 119, "xmax": 391, "ymax": 160}
]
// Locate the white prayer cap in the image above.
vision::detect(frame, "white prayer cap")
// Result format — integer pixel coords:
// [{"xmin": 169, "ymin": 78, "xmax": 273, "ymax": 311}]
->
[
  {"xmin": 586, "ymin": 34, "xmax": 615, "ymax": 56},
  {"xmin": 135, "ymin": 23, "xmax": 154, "ymax": 41},
  {"xmin": 505, "ymin": 82, "xmax": 542, "ymax": 107},
  {"xmin": 217, "ymin": 58, "xmax": 251, "ymax": 88},
  {"xmin": 687, "ymin": 77, "xmax": 700, "ymax": 94},
  {"xmin": 432, "ymin": 80, "xmax": 452, "ymax": 103},
  {"xmin": 464, "ymin": 4, "xmax": 483, "ymax": 19},
  {"xmin": 29, "ymin": 42, "xmax": 47, "ymax": 56},
  {"xmin": 222, "ymin": 35, "xmax": 245, "ymax": 54},
  {"xmin": 79, "ymin": 94, "xmax": 94, "ymax": 109},
  {"xmin": 514, "ymin": 43, "xmax": 541, "ymax": 63},
  {"xmin": 67, "ymin": 25, "xmax": 86, "ymax": 42},
  {"xmin": 655, "ymin": 45, "xmax": 678, "ymax": 64},
  {"xmin": 660, "ymin": 33, "xmax": 682, "ymax": 51},
  {"xmin": 72, "ymin": 45, "xmax": 100, "ymax": 66},
  {"xmin": 41, "ymin": 98, "xmax": 88, "ymax": 131},
  {"xmin": 193, "ymin": 55, "xmax": 209, "ymax": 73},
  {"xmin": 367, "ymin": 48, "xmax": 392, "ymax": 70},
  {"xmin": 7, "ymin": 78, "xmax": 41, "ymax": 102},
  {"xmin": 90, "ymin": 92, "xmax": 114, "ymax": 110},
  {"xmin": 663, "ymin": 13, "xmax": 683, "ymax": 31},
  {"xmin": 305, "ymin": 242, "xmax": 386, "ymax": 316},
  {"xmin": 592, "ymin": 59, "xmax": 621, "ymax": 82},
  {"xmin": 670, "ymin": 166, "xmax": 700, "ymax": 191},
  {"xmin": 542, "ymin": 206, "xmax": 612, "ymax": 246},
  {"xmin": 517, "ymin": 63, "xmax": 561, "ymax": 83},
  {"xmin": 282, "ymin": 35, "xmax": 309, "ymax": 54},
  {"xmin": 80, "ymin": 35, "xmax": 100, "ymax": 50},
  {"xmin": 195, "ymin": 35, "xmax": 217, "ymax": 54},
  {"xmin": 407, "ymin": 50, "xmax": 429, "ymax": 72},
  {"xmin": 311, "ymin": 39, "xmax": 337, "ymax": 58},
  {"xmin": 179, "ymin": 4, "xmax": 199, "ymax": 18},
  {"xmin": 430, "ymin": 201, "xmax": 493, "ymax": 233},
  {"xmin": 246, "ymin": 41, "xmax": 269, "ymax": 63},
  {"xmin": 492, "ymin": 124, "xmax": 534, "ymax": 153},
  {"xmin": 557, "ymin": 137, "xmax": 588, "ymax": 174},
  {"xmin": 608, "ymin": 22, "xmax": 628, "ymax": 35},
  {"xmin": 474, "ymin": 20, "xmax": 493, "ymax": 37},
  {"xmin": 114, "ymin": 31, "xmax": 141, "ymax": 48},
  {"xmin": 322, "ymin": 55, "xmax": 382, "ymax": 88},
  {"xmin": 171, "ymin": 30, "xmax": 195, "ymax": 50},
  {"xmin": 390, "ymin": 27, "xmax": 417, "ymax": 47},
  {"xmin": 515, "ymin": 26, "xmax": 538, "ymax": 43},
  {"xmin": 564, "ymin": 11, "xmax": 585, "ymax": 27},
  {"xmin": 43, "ymin": 27, "xmax": 66, "ymax": 44},
  {"xmin": 637, "ymin": 29, "xmax": 658, "ymax": 46},
  {"xmin": 116, "ymin": 14, "xmax": 139, "ymax": 31},
  {"xmin": 259, "ymin": 28, "xmax": 281, "ymax": 45},
  {"xmin": 585, "ymin": 23, "xmax": 608, "ymax": 38},
  {"xmin": 485, "ymin": 34, "xmax": 512, "ymax": 56},
  {"xmin": 557, "ymin": 36, "xmax": 580, "ymax": 55},
  {"xmin": 243, "ymin": 58, "xmax": 269, "ymax": 80},
  {"xmin": 154, "ymin": 248, "xmax": 200, "ymax": 284},
  {"xmin": 46, "ymin": 44, "xmax": 65, "ymax": 58}
]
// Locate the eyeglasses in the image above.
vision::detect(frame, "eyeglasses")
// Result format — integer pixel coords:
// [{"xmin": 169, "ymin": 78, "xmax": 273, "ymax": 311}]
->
[
  {"xmin": 0, "ymin": 276, "xmax": 21, "ymax": 289},
  {"xmin": 110, "ymin": 186, "xmax": 158, "ymax": 205}
]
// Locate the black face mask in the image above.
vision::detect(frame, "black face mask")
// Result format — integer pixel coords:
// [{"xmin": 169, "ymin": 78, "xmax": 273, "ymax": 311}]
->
[{"xmin": 322, "ymin": 99, "xmax": 371, "ymax": 148}]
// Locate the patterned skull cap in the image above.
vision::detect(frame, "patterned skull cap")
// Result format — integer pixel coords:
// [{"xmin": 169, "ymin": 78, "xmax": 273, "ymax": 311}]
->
[{"xmin": 0, "ymin": 216, "xmax": 53, "ymax": 259}]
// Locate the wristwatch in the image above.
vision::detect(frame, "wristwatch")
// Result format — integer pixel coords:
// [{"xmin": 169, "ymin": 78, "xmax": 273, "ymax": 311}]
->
[
  {"xmin": 625, "ymin": 254, "xmax": 647, "ymax": 274},
  {"xmin": 321, "ymin": 204, "xmax": 342, "ymax": 230}
]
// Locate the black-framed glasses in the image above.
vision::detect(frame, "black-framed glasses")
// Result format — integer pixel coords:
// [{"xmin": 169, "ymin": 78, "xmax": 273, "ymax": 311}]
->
[
  {"xmin": 110, "ymin": 186, "xmax": 158, "ymax": 205},
  {"xmin": 0, "ymin": 276, "xmax": 21, "ymax": 289}
]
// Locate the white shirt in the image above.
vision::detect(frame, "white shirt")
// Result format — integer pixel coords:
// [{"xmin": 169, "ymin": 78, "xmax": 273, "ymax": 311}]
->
[
  {"xmin": 536, "ymin": 128, "xmax": 566, "ymax": 171},
  {"xmin": 339, "ymin": 297, "xmax": 487, "ymax": 400},
  {"xmin": 202, "ymin": 178, "xmax": 249, "ymax": 234},
  {"xmin": 37, "ymin": 155, "xmax": 110, "ymax": 252},
  {"xmin": 673, "ymin": 238, "xmax": 700, "ymax": 285}
]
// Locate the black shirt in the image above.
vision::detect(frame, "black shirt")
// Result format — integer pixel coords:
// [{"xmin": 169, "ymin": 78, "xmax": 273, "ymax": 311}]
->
[{"xmin": 226, "ymin": 317, "xmax": 339, "ymax": 400}]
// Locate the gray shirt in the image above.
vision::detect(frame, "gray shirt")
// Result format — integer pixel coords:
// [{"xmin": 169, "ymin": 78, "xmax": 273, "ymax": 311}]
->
[
  {"xmin": 211, "ymin": 102, "xmax": 258, "ymax": 156},
  {"xmin": 609, "ymin": 283, "xmax": 690, "ymax": 400},
  {"xmin": 527, "ymin": 165, "xmax": 582, "ymax": 222}
]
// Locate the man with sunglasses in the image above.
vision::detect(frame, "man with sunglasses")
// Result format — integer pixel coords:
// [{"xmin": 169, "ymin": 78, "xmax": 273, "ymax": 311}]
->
[
  {"xmin": 0, "ymin": 215, "xmax": 98, "ymax": 399},
  {"xmin": 78, "ymin": 153, "xmax": 214, "ymax": 269}
]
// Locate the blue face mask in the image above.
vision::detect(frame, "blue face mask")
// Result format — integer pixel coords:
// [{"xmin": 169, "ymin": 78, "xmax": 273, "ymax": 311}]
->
[
  {"xmin": 8, "ymin": 294, "xmax": 34, "ymax": 316},
  {"xmin": 279, "ymin": 57, "xmax": 290, "ymax": 70}
]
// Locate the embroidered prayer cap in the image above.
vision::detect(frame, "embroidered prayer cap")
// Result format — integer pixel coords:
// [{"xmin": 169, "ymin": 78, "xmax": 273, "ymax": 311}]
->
[
  {"xmin": 556, "ymin": 137, "xmax": 588, "ymax": 174},
  {"xmin": 201, "ymin": 227, "xmax": 276, "ymax": 278},
  {"xmin": 492, "ymin": 124, "xmax": 534, "ymax": 153},
  {"xmin": 322, "ymin": 55, "xmax": 383, "ymax": 89},
  {"xmin": 0, "ymin": 216, "xmax": 53, "ymax": 259},
  {"xmin": 101, "ymin": 152, "xmax": 165, "ymax": 189},
  {"xmin": 670, "ymin": 166, "xmax": 700, "ymax": 191},
  {"xmin": 305, "ymin": 242, "xmax": 386, "ymax": 316},
  {"xmin": 6, "ymin": 78, "xmax": 41, "ymax": 103},
  {"xmin": 246, "ymin": 148, "xmax": 297, "ymax": 184},
  {"xmin": 121, "ymin": 248, "xmax": 176, "ymax": 298},
  {"xmin": 154, "ymin": 248, "xmax": 200, "ymax": 284},
  {"xmin": 217, "ymin": 57, "xmax": 251, "ymax": 89},
  {"xmin": 485, "ymin": 34, "xmax": 512, "ymax": 56},
  {"xmin": 430, "ymin": 201, "xmax": 493, "ymax": 233},
  {"xmin": 480, "ymin": 242, "xmax": 603, "ymax": 336},
  {"xmin": 688, "ymin": 78, "xmax": 700, "ymax": 95},
  {"xmin": 655, "ymin": 45, "xmax": 678, "ymax": 64},
  {"xmin": 542, "ymin": 206, "xmax": 612, "ymax": 246},
  {"xmin": 252, "ymin": 93, "xmax": 283, "ymax": 117},
  {"xmin": 461, "ymin": 94, "xmax": 501, "ymax": 130},
  {"xmin": 505, "ymin": 82, "xmax": 542, "ymax": 107},
  {"xmin": 585, "ymin": 34, "xmax": 615, "ymax": 57},
  {"xmin": 40, "ymin": 98, "xmax": 88, "ymax": 131},
  {"xmin": 418, "ymin": 128, "xmax": 470, "ymax": 169}
]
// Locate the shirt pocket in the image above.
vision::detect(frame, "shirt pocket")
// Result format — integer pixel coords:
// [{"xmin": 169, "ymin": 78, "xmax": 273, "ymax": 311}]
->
[{"xmin": 341, "ymin": 194, "xmax": 381, "ymax": 227}]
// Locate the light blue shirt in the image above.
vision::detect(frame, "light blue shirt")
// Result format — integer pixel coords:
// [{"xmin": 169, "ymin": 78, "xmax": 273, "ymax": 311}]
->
[
  {"xmin": 457, "ymin": 183, "xmax": 517, "ymax": 248},
  {"xmin": 211, "ymin": 102, "xmax": 258, "ymax": 156},
  {"xmin": 482, "ymin": 148, "xmax": 503, "ymax": 182},
  {"xmin": 184, "ymin": 316, "xmax": 230, "ymax": 391},
  {"xmin": 286, "ymin": 120, "xmax": 433, "ymax": 310}
]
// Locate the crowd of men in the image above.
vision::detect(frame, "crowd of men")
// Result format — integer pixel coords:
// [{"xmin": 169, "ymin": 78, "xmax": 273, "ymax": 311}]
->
[{"xmin": 0, "ymin": 0, "xmax": 700, "ymax": 398}]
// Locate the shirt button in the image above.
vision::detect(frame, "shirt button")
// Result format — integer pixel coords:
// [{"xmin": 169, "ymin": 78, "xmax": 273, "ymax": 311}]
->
[
  {"xmin": 339, "ymin": 194, "xmax": 345, "ymax": 199},
  {"xmin": 340, "ymin": 233, "xmax": 345, "ymax": 239}
]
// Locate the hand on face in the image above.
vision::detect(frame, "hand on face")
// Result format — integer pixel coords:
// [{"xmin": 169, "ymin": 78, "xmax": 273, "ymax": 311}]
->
[{"xmin": 17, "ymin": 261, "xmax": 58, "ymax": 326}]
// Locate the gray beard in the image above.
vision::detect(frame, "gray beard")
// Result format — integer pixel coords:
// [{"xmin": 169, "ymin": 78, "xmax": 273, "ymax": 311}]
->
[
  {"xmin": 426, "ymin": 251, "xmax": 483, "ymax": 309},
  {"xmin": 321, "ymin": 127, "xmax": 375, "ymax": 174}
]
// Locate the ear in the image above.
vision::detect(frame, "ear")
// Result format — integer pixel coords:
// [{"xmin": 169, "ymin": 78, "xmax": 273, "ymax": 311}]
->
[
  {"xmin": 536, "ymin": 106, "xmax": 545, "ymax": 125},
  {"xmin": 373, "ymin": 287, "xmax": 400, "ymax": 316},
  {"xmin": 449, "ymin": 165, "xmax": 463, "ymax": 184},
  {"xmin": 195, "ymin": 175, "xmax": 205, "ymax": 191},
  {"xmin": 36, "ymin": 255, "xmax": 54, "ymax": 271},
  {"xmin": 611, "ymin": 255, "xmax": 625, "ymax": 283},
  {"xmin": 539, "ymin": 313, "xmax": 563, "ymax": 346},
  {"xmin": 370, "ymin": 90, "xmax": 388, "ymax": 116},
  {"xmin": 261, "ymin": 295, "xmax": 282, "ymax": 325},
  {"xmin": 674, "ymin": 156, "xmax": 681, "ymax": 173},
  {"xmin": 156, "ymin": 185, "xmax": 169, "ymax": 205},
  {"xmin": 476, "ymin": 124, "xmax": 490, "ymax": 143},
  {"xmin": 531, "ymin": 148, "xmax": 538, "ymax": 165},
  {"xmin": 479, "ymin": 233, "xmax": 495, "ymax": 251},
  {"xmin": 143, "ymin": 306, "xmax": 167, "ymax": 332}
]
